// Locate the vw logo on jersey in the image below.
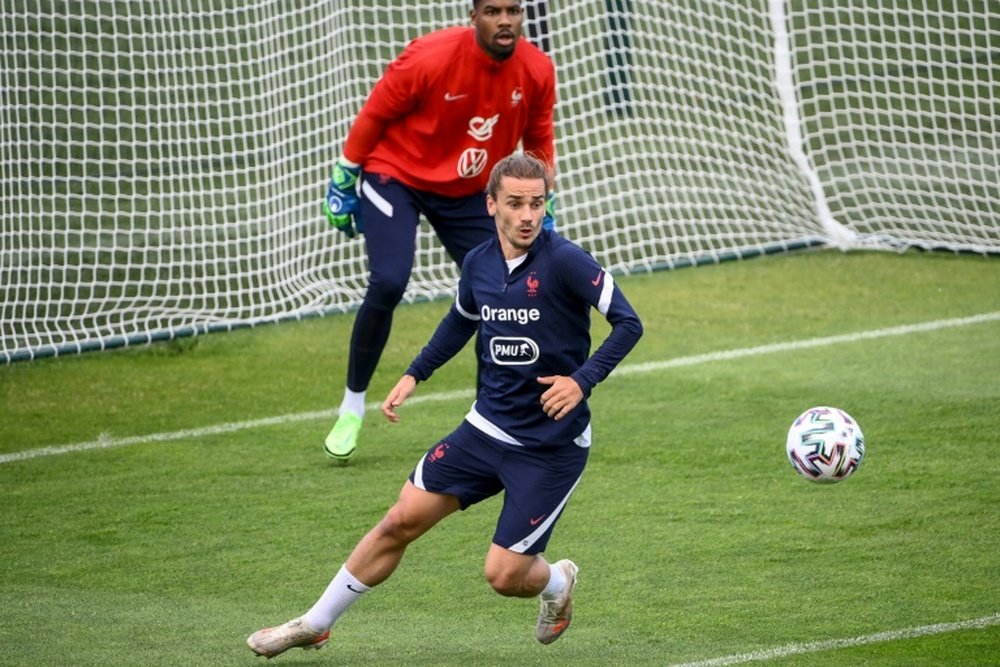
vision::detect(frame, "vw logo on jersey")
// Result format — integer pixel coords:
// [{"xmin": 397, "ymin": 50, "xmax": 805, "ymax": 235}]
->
[
  {"xmin": 467, "ymin": 114, "xmax": 500, "ymax": 141},
  {"xmin": 489, "ymin": 336, "xmax": 540, "ymax": 365},
  {"xmin": 457, "ymin": 148, "xmax": 489, "ymax": 179}
]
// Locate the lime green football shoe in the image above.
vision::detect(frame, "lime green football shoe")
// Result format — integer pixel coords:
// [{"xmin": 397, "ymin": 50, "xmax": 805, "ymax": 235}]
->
[{"xmin": 324, "ymin": 412, "xmax": 361, "ymax": 462}]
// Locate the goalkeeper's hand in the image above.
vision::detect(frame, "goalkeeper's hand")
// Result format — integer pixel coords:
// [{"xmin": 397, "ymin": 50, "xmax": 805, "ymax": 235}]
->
[
  {"xmin": 322, "ymin": 158, "xmax": 362, "ymax": 238},
  {"xmin": 542, "ymin": 191, "xmax": 556, "ymax": 231}
]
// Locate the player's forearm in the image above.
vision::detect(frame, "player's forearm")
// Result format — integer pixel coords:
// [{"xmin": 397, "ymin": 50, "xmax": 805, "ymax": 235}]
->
[
  {"xmin": 522, "ymin": 134, "xmax": 555, "ymax": 180},
  {"xmin": 521, "ymin": 100, "xmax": 556, "ymax": 179},
  {"xmin": 405, "ymin": 306, "xmax": 478, "ymax": 382},
  {"xmin": 570, "ymin": 297, "xmax": 643, "ymax": 392},
  {"xmin": 342, "ymin": 107, "xmax": 387, "ymax": 165}
]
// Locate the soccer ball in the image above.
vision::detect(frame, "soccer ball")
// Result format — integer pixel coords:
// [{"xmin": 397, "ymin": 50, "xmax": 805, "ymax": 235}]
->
[{"xmin": 786, "ymin": 406, "xmax": 865, "ymax": 483}]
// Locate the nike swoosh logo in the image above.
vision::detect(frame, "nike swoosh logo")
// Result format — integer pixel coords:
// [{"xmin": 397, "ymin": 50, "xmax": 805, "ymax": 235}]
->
[
  {"xmin": 346, "ymin": 584, "xmax": 364, "ymax": 594},
  {"xmin": 591, "ymin": 272, "xmax": 602, "ymax": 286},
  {"xmin": 444, "ymin": 92, "xmax": 468, "ymax": 101},
  {"xmin": 530, "ymin": 515, "xmax": 547, "ymax": 526}
]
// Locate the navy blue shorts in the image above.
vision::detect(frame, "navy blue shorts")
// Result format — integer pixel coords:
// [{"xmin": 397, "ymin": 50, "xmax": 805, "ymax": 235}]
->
[
  {"xmin": 359, "ymin": 173, "xmax": 495, "ymax": 289},
  {"xmin": 408, "ymin": 420, "xmax": 589, "ymax": 555}
]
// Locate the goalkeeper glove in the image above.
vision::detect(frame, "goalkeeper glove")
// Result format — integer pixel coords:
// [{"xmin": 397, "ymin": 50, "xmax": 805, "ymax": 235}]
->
[
  {"xmin": 322, "ymin": 158, "xmax": 362, "ymax": 238},
  {"xmin": 542, "ymin": 191, "xmax": 556, "ymax": 231}
]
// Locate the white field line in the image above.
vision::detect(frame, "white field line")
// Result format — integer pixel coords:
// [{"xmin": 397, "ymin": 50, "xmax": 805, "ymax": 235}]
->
[
  {"xmin": 2, "ymin": 311, "xmax": 998, "ymax": 466},
  {"xmin": 0, "ymin": 389, "xmax": 474, "ymax": 465},
  {"xmin": 667, "ymin": 613, "xmax": 1000, "ymax": 667},
  {"xmin": 614, "ymin": 310, "xmax": 1000, "ymax": 377}
]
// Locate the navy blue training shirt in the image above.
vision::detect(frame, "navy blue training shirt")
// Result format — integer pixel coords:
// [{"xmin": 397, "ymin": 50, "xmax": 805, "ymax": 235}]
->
[{"xmin": 406, "ymin": 230, "xmax": 643, "ymax": 448}]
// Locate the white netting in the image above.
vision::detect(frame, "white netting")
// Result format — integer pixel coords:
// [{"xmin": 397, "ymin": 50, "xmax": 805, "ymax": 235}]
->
[
  {"xmin": 1, "ymin": 1, "xmax": 996, "ymax": 362},
  {"xmin": 788, "ymin": 2, "xmax": 999, "ymax": 252}
]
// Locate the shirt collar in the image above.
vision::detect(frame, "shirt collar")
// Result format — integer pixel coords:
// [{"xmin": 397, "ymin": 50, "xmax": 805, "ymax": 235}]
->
[{"xmin": 493, "ymin": 230, "xmax": 548, "ymax": 279}]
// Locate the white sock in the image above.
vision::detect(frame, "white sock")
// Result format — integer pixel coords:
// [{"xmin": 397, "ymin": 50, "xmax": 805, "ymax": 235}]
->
[
  {"xmin": 339, "ymin": 389, "xmax": 366, "ymax": 419},
  {"xmin": 540, "ymin": 561, "xmax": 567, "ymax": 600},
  {"xmin": 303, "ymin": 565, "xmax": 370, "ymax": 631}
]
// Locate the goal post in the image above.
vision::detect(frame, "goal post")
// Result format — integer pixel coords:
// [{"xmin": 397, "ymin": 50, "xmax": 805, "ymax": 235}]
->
[{"xmin": 1, "ymin": 1, "xmax": 997, "ymax": 362}]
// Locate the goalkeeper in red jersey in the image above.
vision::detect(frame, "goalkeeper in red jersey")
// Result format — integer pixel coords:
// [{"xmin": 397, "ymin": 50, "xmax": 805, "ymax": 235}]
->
[{"xmin": 321, "ymin": 0, "xmax": 557, "ymax": 462}]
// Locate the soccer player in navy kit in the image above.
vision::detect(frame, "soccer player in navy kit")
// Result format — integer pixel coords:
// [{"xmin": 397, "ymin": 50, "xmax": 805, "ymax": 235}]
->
[{"xmin": 247, "ymin": 154, "xmax": 642, "ymax": 658}]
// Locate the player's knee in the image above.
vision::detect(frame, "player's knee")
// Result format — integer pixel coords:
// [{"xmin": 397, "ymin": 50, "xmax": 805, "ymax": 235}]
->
[
  {"xmin": 373, "ymin": 505, "xmax": 423, "ymax": 546},
  {"xmin": 483, "ymin": 563, "xmax": 525, "ymax": 597},
  {"xmin": 364, "ymin": 276, "xmax": 407, "ymax": 311}
]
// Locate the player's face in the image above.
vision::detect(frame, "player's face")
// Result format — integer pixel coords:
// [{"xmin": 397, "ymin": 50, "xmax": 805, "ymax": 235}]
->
[
  {"xmin": 487, "ymin": 176, "xmax": 546, "ymax": 258},
  {"xmin": 471, "ymin": 1, "xmax": 524, "ymax": 61}
]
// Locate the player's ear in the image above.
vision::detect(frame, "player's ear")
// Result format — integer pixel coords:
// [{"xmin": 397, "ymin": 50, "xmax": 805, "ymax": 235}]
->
[{"xmin": 486, "ymin": 193, "xmax": 497, "ymax": 216}]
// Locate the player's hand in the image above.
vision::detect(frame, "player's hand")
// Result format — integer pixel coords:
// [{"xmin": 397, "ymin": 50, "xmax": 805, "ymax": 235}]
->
[
  {"xmin": 542, "ymin": 191, "xmax": 556, "ymax": 231},
  {"xmin": 323, "ymin": 158, "xmax": 362, "ymax": 237},
  {"xmin": 537, "ymin": 375, "xmax": 583, "ymax": 420},
  {"xmin": 382, "ymin": 374, "xmax": 418, "ymax": 423}
]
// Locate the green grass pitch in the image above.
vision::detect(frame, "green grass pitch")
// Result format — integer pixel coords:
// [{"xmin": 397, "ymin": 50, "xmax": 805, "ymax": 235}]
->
[{"xmin": 1, "ymin": 249, "xmax": 998, "ymax": 666}]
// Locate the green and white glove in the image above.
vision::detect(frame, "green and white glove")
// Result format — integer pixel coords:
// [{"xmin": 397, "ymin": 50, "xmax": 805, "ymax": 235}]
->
[{"xmin": 322, "ymin": 158, "xmax": 362, "ymax": 237}]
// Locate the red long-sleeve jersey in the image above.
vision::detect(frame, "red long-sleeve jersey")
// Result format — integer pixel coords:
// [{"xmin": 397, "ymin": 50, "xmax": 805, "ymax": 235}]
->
[{"xmin": 342, "ymin": 26, "xmax": 556, "ymax": 198}]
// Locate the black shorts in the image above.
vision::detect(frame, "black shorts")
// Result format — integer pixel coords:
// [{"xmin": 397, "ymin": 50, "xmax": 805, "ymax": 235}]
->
[{"xmin": 409, "ymin": 420, "xmax": 589, "ymax": 555}]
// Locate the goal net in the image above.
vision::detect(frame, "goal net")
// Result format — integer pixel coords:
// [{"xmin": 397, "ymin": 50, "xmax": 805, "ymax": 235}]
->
[{"xmin": 2, "ymin": 1, "xmax": 997, "ymax": 362}]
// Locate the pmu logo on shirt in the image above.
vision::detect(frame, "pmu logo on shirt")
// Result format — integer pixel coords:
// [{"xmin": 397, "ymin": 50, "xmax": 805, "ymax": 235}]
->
[{"xmin": 489, "ymin": 337, "xmax": 539, "ymax": 365}]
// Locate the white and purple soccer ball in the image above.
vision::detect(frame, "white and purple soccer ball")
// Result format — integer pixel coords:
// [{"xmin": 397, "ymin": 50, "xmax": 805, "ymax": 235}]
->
[{"xmin": 786, "ymin": 406, "xmax": 865, "ymax": 483}]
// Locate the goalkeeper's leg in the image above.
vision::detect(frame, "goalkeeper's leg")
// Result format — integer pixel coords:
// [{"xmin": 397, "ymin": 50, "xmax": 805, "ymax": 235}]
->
[
  {"xmin": 324, "ymin": 178, "xmax": 419, "ymax": 461},
  {"xmin": 324, "ymin": 302, "xmax": 393, "ymax": 461}
]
